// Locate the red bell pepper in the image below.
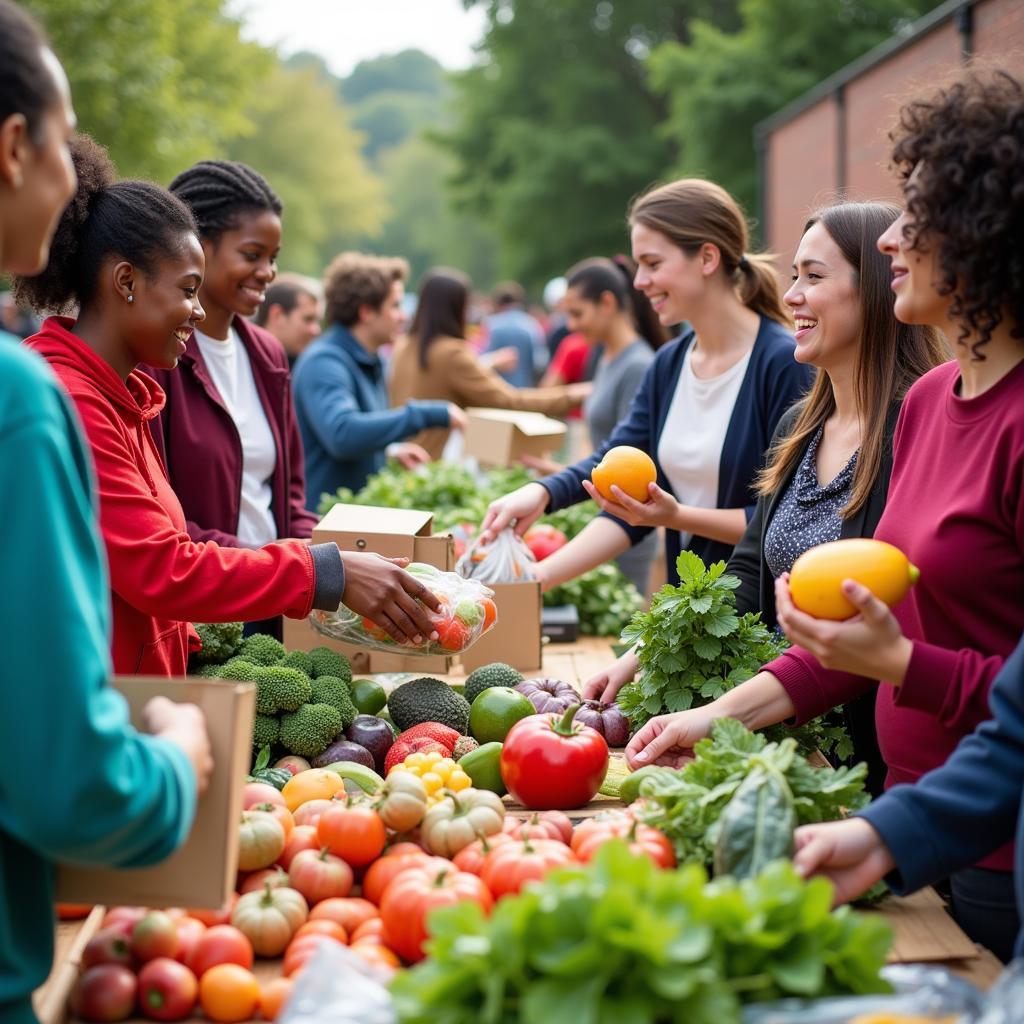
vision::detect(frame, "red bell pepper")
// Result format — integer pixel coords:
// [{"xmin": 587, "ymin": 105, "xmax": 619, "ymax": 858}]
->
[{"xmin": 500, "ymin": 704, "xmax": 609, "ymax": 809}]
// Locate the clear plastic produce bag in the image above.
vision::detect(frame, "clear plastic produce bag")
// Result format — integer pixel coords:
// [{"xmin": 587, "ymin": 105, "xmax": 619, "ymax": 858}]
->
[
  {"xmin": 456, "ymin": 527, "xmax": 536, "ymax": 583},
  {"xmin": 309, "ymin": 561, "xmax": 497, "ymax": 656},
  {"xmin": 278, "ymin": 942, "xmax": 396, "ymax": 1024},
  {"xmin": 742, "ymin": 963, "xmax": 985, "ymax": 1023}
]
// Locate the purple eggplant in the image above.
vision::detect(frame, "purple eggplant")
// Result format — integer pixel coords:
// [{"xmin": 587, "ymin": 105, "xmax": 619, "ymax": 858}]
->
[
  {"xmin": 573, "ymin": 700, "xmax": 630, "ymax": 747},
  {"xmin": 516, "ymin": 677, "xmax": 579, "ymax": 715}
]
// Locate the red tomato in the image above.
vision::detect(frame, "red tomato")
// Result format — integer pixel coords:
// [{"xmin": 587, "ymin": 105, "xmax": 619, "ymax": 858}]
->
[
  {"xmin": 308, "ymin": 897, "xmax": 378, "ymax": 933},
  {"xmin": 70, "ymin": 964, "xmax": 137, "ymax": 1022},
  {"xmin": 522, "ymin": 523, "xmax": 567, "ymax": 561},
  {"xmin": 288, "ymin": 847, "xmax": 354, "ymax": 905},
  {"xmin": 292, "ymin": 799, "xmax": 334, "ymax": 829},
  {"xmin": 379, "ymin": 862, "xmax": 492, "ymax": 963},
  {"xmin": 451, "ymin": 832, "xmax": 515, "ymax": 875},
  {"xmin": 351, "ymin": 941, "xmax": 400, "ymax": 971},
  {"xmin": 382, "ymin": 840, "xmax": 425, "ymax": 857},
  {"xmin": 101, "ymin": 906, "xmax": 147, "ymax": 937},
  {"xmin": 258, "ymin": 976, "xmax": 294, "ymax": 1021},
  {"xmin": 242, "ymin": 782, "xmax": 287, "ymax": 810},
  {"xmin": 282, "ymin": 934, "xmax": 344, "ymax": 977},
  {"xmin": 172, "ymin": 916, "xmax": 206, "ymax": 967},
  {"xmin": 277, "ymin": 824, "xmax": 321, "ymax": 869},
  {"xmin": 362, "ymin": 851, "xmax": 435, "ymax": 905},
  {"xmin": 184, "ymin": 894, "xmax": 236, "ymax": 928},
  {"xmin": 572, "ymin": 817, "xmax": 675, "ymax": 868},
  {"xmin": 479, "ymin": 838, "xmax": 578, "ymax": 899},
  {"xmin": 349, "ymin": 916, "xmax": 386, "ymax": 944},
  {"xmin": 292, "ymin": 919, "xmax": 348, "ymax": 944},
  {"xmin": 500, "ymin": 705, "xmax": 609, "ymax": 809},
  {"xmin": 82, "ymin": 928, "xmax": 135, "ymax": 970},
  {"xmin": 185, "ymin": 924, "xmax": 253, "ymax": 979},
  {"xmin": 512, "ymin": 811, "xmax": 573, "ymax": 843},
  {"xmin": 480, "ymin": 597, "xmax": 497, "ymax": 631},
  {"xmin": 132, "ymin": 911, "xmax": 179, "ymax": 963},
  {"xmin": 238, "ymin": 866, "xmax": 291, "ymax": 895},
  {"xmin": 136, "ymin": 957, "xmax": 198, "ymax": 1021},
  {"xmin": 433, "ymin": 615, "xmax": 471, "ymax": 651},
  {"xmin": 317, "ymin": 803, "xmax": 386, "ymax": 867}
]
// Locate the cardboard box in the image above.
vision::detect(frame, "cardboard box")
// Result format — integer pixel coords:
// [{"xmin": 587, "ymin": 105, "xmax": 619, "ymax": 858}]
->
[
  {"xmin": 459, "ymin": 581, "xmax": 543, "ymax": 673},
  {"xmin": 463, "ymin": 408, "xmax": 568, "ymax": 467},
  {"xmin": 284, "ymin": 504, "xmax": 455, "ymax": 674},
  {"xmin": 55, "ymin": 676, "xmax": 255, "ymax": 910}
]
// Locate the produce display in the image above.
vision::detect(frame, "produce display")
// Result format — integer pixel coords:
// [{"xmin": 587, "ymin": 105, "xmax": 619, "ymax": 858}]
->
[
  {"xmin": 310, "ymin": 563, "xmax": 498, "ymax": 656},
  {"xmin": 789, "ymin": 538, "xmax": 920, "ymax": 620},
  {"xmin": 619, "ymin": 551, "xmax": 853, "ymax": 759}
]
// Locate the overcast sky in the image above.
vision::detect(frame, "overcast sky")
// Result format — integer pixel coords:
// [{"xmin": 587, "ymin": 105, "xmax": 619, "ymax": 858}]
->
[{"xmin": 229, "ymin": 0, "xmax": 487, "ymax": 78}]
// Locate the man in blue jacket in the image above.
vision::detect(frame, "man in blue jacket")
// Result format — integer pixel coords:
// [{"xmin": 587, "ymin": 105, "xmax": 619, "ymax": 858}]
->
[
  {"xmin": 293, "ymin": 252, "xmax": 464, "ymax": 508},
  {"xmin": 794, "ymin": 631, "xmax": 1024, "ymax": 961}
]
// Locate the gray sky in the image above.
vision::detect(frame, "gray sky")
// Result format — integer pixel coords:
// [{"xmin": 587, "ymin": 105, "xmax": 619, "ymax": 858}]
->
[{"xmin": 229, "ymin": 0, "xmax": 487, "ymax": 78}]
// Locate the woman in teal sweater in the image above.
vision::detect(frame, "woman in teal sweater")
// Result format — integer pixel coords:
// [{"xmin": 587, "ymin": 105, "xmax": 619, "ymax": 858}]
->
[{"xmin": 0, "ymin": 7, "xmax": 211, "ymax": 1021}]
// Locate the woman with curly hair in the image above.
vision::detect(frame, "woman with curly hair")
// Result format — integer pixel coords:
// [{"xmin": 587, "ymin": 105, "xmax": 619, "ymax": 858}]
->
[{"xmin": 632, "ymin": 68, "xmax": 1024, "ymax": 959}]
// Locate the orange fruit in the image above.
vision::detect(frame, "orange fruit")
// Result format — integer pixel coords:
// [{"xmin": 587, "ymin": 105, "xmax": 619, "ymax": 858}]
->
[
  {"xmin": 591, "ymin": 446, "xmax": 657, "ymax": 502},
  {"xmin": 198, "ymin": 963, "xmax": 260, "ymax": 1022},
  {"xmin": 789, "ymin": 539, "xmax": 920, "ymax": 620},
  {"xmin": 259, "ymin": 977, "xmax": 294, "ymax": 1021}
]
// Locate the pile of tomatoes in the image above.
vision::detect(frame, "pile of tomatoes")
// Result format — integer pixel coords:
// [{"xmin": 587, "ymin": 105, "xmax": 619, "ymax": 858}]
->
[{"xmin": 69, "ymin": 773, "xmax": 674, "ymax": 1022}]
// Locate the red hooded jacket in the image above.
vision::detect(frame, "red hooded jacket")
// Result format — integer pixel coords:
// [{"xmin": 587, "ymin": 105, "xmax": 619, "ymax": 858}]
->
[{"xmin": 27, "ymin": 318, "xmax": 326, "ymax": 676}]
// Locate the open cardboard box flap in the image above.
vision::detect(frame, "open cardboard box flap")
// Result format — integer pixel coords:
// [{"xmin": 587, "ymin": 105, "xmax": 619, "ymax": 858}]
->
[{"xmin": 55, "ymin": 676, "xmax": 255, "ymax": 910}]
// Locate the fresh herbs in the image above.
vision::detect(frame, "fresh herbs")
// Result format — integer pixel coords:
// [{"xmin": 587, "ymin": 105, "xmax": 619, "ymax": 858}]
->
[
  {"xmin": 636, "ymin": 718, "xmax": 869, "ymax": 869},
  {"xmin": 618, "ymin": 551, "xmax": 852, "ymax": 760},
  {"xmin": 389, "ymin": 842, "xmax": 892, "ymax": 1024}
]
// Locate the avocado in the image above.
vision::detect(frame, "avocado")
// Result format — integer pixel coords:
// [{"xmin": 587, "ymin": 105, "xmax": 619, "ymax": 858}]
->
[
  {"xmin": 387, "ymin": 676, "xmax": 471, "ymax": 734},
  {"xmin": 463, "ymin": 662, "xmax": 524, "ymax": 704}
]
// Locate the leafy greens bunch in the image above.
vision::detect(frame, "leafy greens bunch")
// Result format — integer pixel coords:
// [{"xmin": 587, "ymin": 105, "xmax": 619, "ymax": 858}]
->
[
  {"xmin": 636, "ymin": 718, "xmax": 869, "ymax": 869},
  {"xmin": 618, "ymin": 551, "xmax": 851, "ymax": 759},
  {"xmin": 389, "ymin": 842, "xmax": 892, "ymax": 1024}
]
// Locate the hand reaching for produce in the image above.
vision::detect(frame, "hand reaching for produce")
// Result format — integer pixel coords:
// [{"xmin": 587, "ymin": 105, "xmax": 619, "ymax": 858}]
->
[
  {"xmin": 793, "ymin": 817, "xmax": 896, "ymax": 906},
  {"xmin": 479, "ymin": 482, "xmax": 550, "ymax": 543},
  {"xmin": 518, "ymin": 452, "xmax": 564, "ymax": 476},
  {"xmin": 479, "ymin": 345, "xmax": 520, "ymax": 374},
  {"xmin": 582, "ymin": 648, "xmax": 639, "ymax": 704},
  {"xmin": 339, "ymin": 552, "xmax": 442, "ymax": 645},
  {"xmin": 625, "ymin": 706, "xmax": 717, "ymax": 769},
  {"xmin": 446, "ymin": 403, "xmax": 468, "ymax": 431},
  {"xmin": 388, "ymin": 442, "xmax": 432, "ymax": 470},
  {"xmin": 143, "ymin": 697, "xmax": 214, "ymax": 795},
  {"xmin": 581, "ymin": 477, "xmax": 681, "ymax": 530},
  {"xmin": 775, "ymin": 573, "xmax": 914, "ymax": 684}
]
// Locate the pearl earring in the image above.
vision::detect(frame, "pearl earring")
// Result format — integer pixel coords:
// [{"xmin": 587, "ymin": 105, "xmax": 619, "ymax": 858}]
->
[{"xmin": 127, "ymin": 294, "xmax": 134, "ymax": 304}]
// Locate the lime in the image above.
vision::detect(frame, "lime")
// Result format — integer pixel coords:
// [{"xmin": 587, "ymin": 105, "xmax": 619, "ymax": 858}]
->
[
  {"xmin": 458, "ymin": 741, "xmax": 506, "ymax": 795},
  {"xmin": 350, "ymin": 678, "xmax": 387, "ymax": 715},
  {"xmin": 469, "ymin": 687, "xmax": 535, "ymax": 744}
]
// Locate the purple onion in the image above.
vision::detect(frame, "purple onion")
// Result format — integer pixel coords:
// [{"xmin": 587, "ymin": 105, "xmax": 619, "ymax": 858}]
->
[
  {"xmin": 573, "ymin": 700, "xmax": 630, "ymax": 747},
  {"xmin": 516, "ymin": 677, "xmax": 579, "ymax": 715}
]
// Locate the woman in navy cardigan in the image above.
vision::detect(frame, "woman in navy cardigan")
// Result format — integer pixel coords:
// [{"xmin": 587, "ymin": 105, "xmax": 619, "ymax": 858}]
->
[{"xmin": 482, "ymin": 178, "xmax": 811, "ymax": 590}]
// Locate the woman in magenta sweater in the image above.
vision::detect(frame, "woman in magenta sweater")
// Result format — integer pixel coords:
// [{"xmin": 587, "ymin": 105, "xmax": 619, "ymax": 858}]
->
[{"xmin": 626, "ymin": 68, "xmax": 1024, "ymax": 957}]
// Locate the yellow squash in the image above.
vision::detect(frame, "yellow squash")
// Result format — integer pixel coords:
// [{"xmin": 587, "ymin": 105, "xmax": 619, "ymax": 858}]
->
[{"xmin": 789, "ymin": 539, "xmax": 919, "ymax": 620}]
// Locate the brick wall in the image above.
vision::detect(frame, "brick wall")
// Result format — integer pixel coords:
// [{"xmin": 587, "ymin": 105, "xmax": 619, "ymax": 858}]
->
[{"xmin": 762, "ymin": 0, "xmax": 1024, "ymax": 267}]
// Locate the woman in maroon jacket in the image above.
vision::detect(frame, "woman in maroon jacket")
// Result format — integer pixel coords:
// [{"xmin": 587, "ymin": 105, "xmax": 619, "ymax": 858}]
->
[{"xmin": 148, "ymin": 160, "xmax": 318, "ymax": 636}]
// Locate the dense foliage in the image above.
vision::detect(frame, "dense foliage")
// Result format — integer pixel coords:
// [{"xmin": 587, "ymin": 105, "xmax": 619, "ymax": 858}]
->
[
  {"xmin": 390, "ymin": 841, "xmax": 892, "ymax": 1023},
  {"xmin": 636, "ymin": 719, "xmax": 869, "ymax": 869}
]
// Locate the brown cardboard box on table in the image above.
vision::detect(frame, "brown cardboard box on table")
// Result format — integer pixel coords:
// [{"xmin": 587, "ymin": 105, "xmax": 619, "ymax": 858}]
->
[
  {"xmin": 463, "ymin": 408, "xmax": 567, "ymax": 467},
  {"xmin": 55, "ymin": 676, "xmax": 255, "ymax": 910},
  {"xmin": 459, "ymin": 580, "xmax": 543, "ymax": 673},
  {"xmin": 283, "ymin": 503, "xmax": 456, "ymax": 674}
]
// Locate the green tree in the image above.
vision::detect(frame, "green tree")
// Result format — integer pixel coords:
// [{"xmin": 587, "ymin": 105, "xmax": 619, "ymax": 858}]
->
[
  {"xmin": 342, "ymin": 49, "xmax": 447, "ymax": 105},
  {"xmin": 24, "ymin": 0, "xmax": 271, "ymax": 180},
  {"xmin": 226, "ymin": 64, "xmax": 386, "ymax": 276},
  {"xmin": 648, "ymin": 0, "xmax": 936, "ymax": 225},
  {"xmin": 443, "ymin": 1, "xmax": 742, "ymax": 289}
]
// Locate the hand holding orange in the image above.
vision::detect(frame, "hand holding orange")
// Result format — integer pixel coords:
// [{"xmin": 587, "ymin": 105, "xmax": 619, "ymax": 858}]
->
[{"xmin": 590, "ymin": 446, "xmax": 657, "ymax": 502}]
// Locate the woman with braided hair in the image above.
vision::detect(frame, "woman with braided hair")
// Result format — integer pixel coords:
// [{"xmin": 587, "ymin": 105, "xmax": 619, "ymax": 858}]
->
[{"xmin": 145, "ymin": 162, "xmax": 315, "ymax": 550}]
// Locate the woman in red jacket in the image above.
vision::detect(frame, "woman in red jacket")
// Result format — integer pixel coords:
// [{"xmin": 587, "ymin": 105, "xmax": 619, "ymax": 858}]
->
[{"xmin": 15, "ymin": 135, "xmax": 440, "ymax": 676}]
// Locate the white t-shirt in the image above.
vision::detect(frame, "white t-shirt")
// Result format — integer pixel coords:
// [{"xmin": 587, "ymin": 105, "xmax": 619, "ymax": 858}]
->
[
  {"xmin": 656, "ymin": 343, "xmax": 752, "ymax": 548},
  {"xmin": 194, "ymin": 326, "xmax": 278, "ymax": 546}
]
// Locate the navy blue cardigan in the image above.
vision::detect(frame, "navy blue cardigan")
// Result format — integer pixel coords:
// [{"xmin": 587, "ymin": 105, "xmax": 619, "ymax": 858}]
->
[
  {"xmin": 540, "ymin": 317, "xmax": 813, "ymax": 584},
  {"xmin": 860, "ymin": 632, "xmax": 1024, "ymax": 957}
]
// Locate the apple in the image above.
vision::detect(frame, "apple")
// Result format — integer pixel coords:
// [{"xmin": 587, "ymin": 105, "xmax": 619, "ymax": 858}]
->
[
  {"xmin": 82, "ymin": 928, "xmax": 135, "ymax": 970},
  {"xmin": 132, "ymin": 910, "xmax": 179, "ymax": 963},
  {"xmin": 137, "ymin": 958, "xmax": 198, "ymax": 1021},
  {"xmin": 70, "ymin": 964, "xmax": 137, "ymax": 1022}
]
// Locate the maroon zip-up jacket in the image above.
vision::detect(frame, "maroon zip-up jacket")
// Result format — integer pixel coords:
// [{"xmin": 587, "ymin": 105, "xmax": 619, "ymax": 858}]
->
[{"xmin": 146, "ymin": 317, "xmax": 319, "ymax": 547}]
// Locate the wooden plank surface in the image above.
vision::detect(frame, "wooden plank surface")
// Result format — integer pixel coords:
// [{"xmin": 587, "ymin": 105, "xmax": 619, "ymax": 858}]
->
[{"xmin": 34, "ymin": 908, "xmax": 105, "ymax": 1024}]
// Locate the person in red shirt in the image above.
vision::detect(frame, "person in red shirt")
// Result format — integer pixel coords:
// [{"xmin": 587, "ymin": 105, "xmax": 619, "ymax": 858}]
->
[
  {"xmin": 627, "ymin": 68, "xmax": 1024, "ymax": 958},
  {"xmin": 14, "ymin": 135, "xmax": 442, "ymax": 677}
]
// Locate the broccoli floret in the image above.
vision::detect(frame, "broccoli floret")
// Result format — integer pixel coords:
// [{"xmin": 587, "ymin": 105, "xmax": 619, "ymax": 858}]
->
[
  {"xmin": 239, "ymin": 633, "xmax": 286, "ymax": 667},
  {"xmin": 197, "ymin": 663, "xmax": 226, "ymax": 678},
  {"xmin": 279, "ymin": 702, "xmax": 343, "ymax": 758},
  {"xmin": 254, "ymin": 665, "xmax": 312, "ymax": 715},
  {"xmin": 216, "ymin": 658, "xmax": 261, "ymax": 682},
  {"xmin": 253, "ymin": 713, "xmax": 280, "ymax": 750},
  {"xmin": 309, "ymin": 675, "xmax": 357, "ymax": 729},
  {"xmin": 308, "ymin": 646, "xmax": 352, "ymax": 684},
  {"xmin": 280, "ymin": 649, "xmax": 314, "ymax": 677},
  {"xmin": 192, "ymin": 622, "xmax": 244, "ymax": 664}
]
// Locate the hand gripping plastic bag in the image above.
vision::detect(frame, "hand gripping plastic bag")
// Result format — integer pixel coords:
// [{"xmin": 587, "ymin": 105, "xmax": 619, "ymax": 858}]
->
[
  {"xmin": 456, "ymin": 527, "xmax": 536, "ymax": 584},
  {"xmin": 309, "ymin": 561, "xmax": 497, "ymax": 656}
]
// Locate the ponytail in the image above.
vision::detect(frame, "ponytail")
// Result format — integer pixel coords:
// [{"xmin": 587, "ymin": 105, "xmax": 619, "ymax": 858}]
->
[
  {"xmin": 14, "ymin": 134, "xmax": 197, "ymax": 315},
  {"xmin": 737, "ymin": 252, "xmax": 792, "ymax": 327}
]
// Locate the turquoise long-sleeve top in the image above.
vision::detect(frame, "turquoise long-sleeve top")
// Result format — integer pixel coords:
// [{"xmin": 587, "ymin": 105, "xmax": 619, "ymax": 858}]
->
[{"xmin": 0, "ymin": 343, "xmax": 196, "ymax": 1024}]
